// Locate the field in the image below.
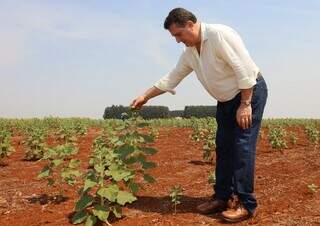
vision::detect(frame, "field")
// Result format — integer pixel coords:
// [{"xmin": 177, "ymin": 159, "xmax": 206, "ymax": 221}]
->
[{"xmin": 0, "ymin": 117, "xmax": 319, "ymax": 226}]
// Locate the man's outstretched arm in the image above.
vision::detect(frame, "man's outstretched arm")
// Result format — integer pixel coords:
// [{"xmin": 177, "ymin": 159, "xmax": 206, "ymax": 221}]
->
[
  {"xmin": 130, "ymin": 50, "xmax": 193, "ymax": 110},
  {"xmin": 130, "ymin": 86, "xmax": 165, "ymax": 109}
]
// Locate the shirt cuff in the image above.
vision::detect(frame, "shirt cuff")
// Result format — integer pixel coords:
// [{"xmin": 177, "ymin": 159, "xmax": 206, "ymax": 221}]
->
[
  {"xmin": 237, "ymin": 77, "xmax": 257, "ymax": 89},
  {"xmin": 153, "ymin": 83, "xmax": 176, "ymax": 95}
]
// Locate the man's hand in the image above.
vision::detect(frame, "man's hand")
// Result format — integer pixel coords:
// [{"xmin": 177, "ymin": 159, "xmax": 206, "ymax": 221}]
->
[
  {"xmin": 236, "ymin": 104, "xmax": 252, "ymax": 130},
  {"xmin": 130, "ymin": 86, "xmax": 166, "ymax": 110},
  {"xmin": 130, "ymin": 95, "xmax": 148, "ymax": 110}
]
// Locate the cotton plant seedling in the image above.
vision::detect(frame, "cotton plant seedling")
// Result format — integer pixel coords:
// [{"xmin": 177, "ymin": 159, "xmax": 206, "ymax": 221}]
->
[
  {"xmin": 169, "ymin": 185, "xmax": 183, "ymax": 214},
  {"xmin": 0, "ymin": 131, "xmax": 14, "ymax": 165},
  {"xmin": 304, "ymin": 125, "xmax": 319, "ymax": 148},
  {"xmin": 72, "ymin": 120, "xmax": 89, "ymax": 136},
  {"xmin": 268, "ymin": 126, "xmax": 287, "ymax": 150},
  {"xmin": 72, "ymin": 109, "xmax": 158, "ymax": 226},
  {"xmin": 207, "ymin": 171, "xmax": 216, "ymax": 185},
  {"xmin": 289, "ymin": 132, "xmax": 298, "ymax": 146},
  {"xmin": 205, "ymin": 171, "xmax": 216, "ymax": 194},
  {"xmin": 55, "ymin": 125, "xmax": 78, "ymax": 145},
  {"xmin": 189, "ymin": 118, "xmax": 217, "ymax": 163},
  {"xmin": 37, "ymin": 144, "xmax": 81, "ymax": 200},
  {"xmin": 24, "ymin": 128, "xmax": 48, "ymax": 161},
  {"xmin": 150, "ymin": 127, "xmax": 160, "ymax": 139}
]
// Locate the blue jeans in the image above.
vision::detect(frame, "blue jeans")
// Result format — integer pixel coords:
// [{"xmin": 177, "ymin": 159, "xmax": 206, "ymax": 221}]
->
[{"xmin": 213, "ymin": 75, "xmax": 268, "ymax": 215}]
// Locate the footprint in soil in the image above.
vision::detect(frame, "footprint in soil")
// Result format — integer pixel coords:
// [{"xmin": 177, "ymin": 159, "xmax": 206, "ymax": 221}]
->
[
  {"xmin": 26, "ymin": 194, "xmax": 69, "ymax": 205},
  {"xmin": 188, "ymin": 160, "xmax": 213, "ymax": 166}
]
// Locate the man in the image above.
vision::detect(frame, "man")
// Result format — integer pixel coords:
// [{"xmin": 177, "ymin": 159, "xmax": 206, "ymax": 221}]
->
[{"xmin": 130, "ymin": 8, "xmax": 268, "ymax": 223}]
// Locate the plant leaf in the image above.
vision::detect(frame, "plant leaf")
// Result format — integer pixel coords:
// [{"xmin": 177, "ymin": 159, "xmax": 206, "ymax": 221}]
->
[
  {"xmin": 38, "ymin": 165, "xmax": 50, "ymax": 179},
  {"xmin": 97, "ymin": 184, "xmax": 119, "ymax": 202},
  {"xmin": 83, "ymin": 176, "xmax": 98, "ymax": 192},
  {"xmin": 141, "ymin": 134, "xmax": 154, "ymax": 143},
  {"xmin": 92, "ymin": 205, "xmax": 109, "ymax": 222},
  {"xmin": 69, "ymin": 159, "xmax": 81, "ymax": 168},
  {"xmin": 128, "ymin": 181, "xmax": 139, "ymax": 194},
  {"xmin": 142, "ymin": 161, "xmax": 157, "ymax": 169},
  {"xmin": 75, "ymin": 194, "xmax": 93, "ymax": 211},
  {"xmin": 106, "ymin": 166, "xmax": 132, "ymax": 182},
  {"xmin": 111, "ymin": 205, "xmax": 122, "ymax": 218},
  {"xmin": 94, "ymin": 164, "xmax": 104, "ymax": 173},
  {"xmin": 85, "ymin": 215, "xmax": 97, "ymax": 226},
  {"xmin": 71, "ymin": 210, "xmax": 88, "ymax": 224},
  {"xmin": 143, "ymin": 174, "xmax": 156, "ymax": 183},
  {"xmin": 52, "ymin": 159, "xmax": 63, "ymax": 167},
  {"xmin": 141, "ymin": 147, "xmax": 157, "ymax": 155},
  {"xmin": 47, "ymin": 178, "xmax": 54, "ymax": 186},
  {"xmin": 116, "ymin": 191, "xmax": 137, "ymax": 205},
  {"xmin": 116, "ymin": 145, "xmax": 135, "ymax": 159}
]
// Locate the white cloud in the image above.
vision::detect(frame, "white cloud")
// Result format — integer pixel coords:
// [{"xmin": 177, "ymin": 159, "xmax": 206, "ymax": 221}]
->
[{"xmin": 0, "ymin": 1, "xmax": 172, "ymax": 69}]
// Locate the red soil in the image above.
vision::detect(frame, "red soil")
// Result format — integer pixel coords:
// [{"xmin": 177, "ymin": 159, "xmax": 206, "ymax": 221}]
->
[{"xmin": 0, "ymin": 126, "xmax": 319, "ymax": 226}]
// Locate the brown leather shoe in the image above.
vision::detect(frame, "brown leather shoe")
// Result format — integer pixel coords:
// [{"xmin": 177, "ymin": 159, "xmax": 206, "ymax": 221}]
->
[
  {"xmin": 221, "ymin": 201, "xmax": 253, "ymax": 223},
  {"xmin": 196, "ymin": 198, "xmax": 228, "ymax": 214}
]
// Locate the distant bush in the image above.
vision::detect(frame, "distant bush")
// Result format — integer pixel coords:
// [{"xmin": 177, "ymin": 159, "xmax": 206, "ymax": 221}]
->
[
  {"xmin": 184, "ymin": 106, "xmax": 217, "ymax": 118},
  {"xmin": 103, "ymin": 105, "xmax": 217, "ymax": 119},
  {"xmin": 138, "ymin": 106, "xmax": 169, "ymax": 119},
  {"xmin": 168, "ymin": 110, "xmax": 184, "ymax": 118},
  {"xmin": 103, "ymin": 105, "xmax": 130, "ymax": 119},
  {"xmin": 103, "ymin": 105, "xmax": 169, "ymax": 119}
]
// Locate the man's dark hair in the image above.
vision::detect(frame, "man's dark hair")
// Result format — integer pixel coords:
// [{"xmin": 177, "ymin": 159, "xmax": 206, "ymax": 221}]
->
[{"xmin": 164, "ymin": 8, "xmax": 197, "ymax": 30}]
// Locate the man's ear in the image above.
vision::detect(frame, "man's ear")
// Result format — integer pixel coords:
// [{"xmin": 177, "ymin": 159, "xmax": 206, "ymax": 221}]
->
[{"xmin": 186, "ymin": 20, "xmax": 194, "ymax": 28}]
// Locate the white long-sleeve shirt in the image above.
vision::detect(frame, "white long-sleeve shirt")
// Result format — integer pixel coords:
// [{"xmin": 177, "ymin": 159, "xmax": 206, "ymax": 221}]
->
[{"xmin": 154, "ymin": 22, "xmax": 260, "ymax": 102}]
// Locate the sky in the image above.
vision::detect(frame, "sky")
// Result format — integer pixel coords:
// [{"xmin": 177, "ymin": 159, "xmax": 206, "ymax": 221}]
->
[{"xmin": 0, "ymin": 0, "xmax": 319, "ymax": 119}]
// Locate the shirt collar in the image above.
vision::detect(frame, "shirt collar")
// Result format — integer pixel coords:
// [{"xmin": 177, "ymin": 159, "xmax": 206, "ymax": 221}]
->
[{"xmin": 200, "ymin": 22, "xmax": 208, "ymax": 43}]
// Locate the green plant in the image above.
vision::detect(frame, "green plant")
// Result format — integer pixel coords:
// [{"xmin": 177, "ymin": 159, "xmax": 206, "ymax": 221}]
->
[
  {"xmin": 289, "ymin": 132, "xmax": 298, "ymax": 146},
  {"xmin": 207, "ymin": 171, "xmax": 216, "ymax": 185},
  {"xmin": 169, "ymin": 185, "xmax": 183, "ymax": 214},
  {"xmin": 73, "ymin": 120, "xmax": 88, "ymax": 136},
  {"xmin": 55, "ymin": 125, "xmax": 77, "ymax": 144},
  {"xmin": 202, "ymin": 133, "xmax": 216, "ymax": 163},
  {"xmin": 268, "ymin": 126, "xmax": 287, "ymax": 150},
  {"xmin": 305, "ymin": 125, "xmax": 319, "ymax": 146},
  {"xmin": 0, "ymin": 131, "xmax": 14, "ymax": 165},
  {"xmin": 72, "ymin": 111, "xmax": 158, "ymax": 226},
  {"xmin": 24, "ymin": 129, "xmax": 48, "ymax": 160},
  {"xmin": 38, "ymin": 144, "xmax": 81, "ymax": 197},
  {"xmin": 150, "ymin": 127, "xmax": 160, "ymax": 139},
  {"xmin": 189, "ymin": 118, "xmax": 217, "ymax": 162}
]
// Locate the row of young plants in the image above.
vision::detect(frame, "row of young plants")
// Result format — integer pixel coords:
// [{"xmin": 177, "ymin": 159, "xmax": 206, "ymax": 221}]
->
[
  {"xmin": 1, "ymin": 117, "xmax": 319, "ymax": 165},
  {"xmin": 0, "ymin": 130, "xmax": 14, "ymax": 165},
  {"xmin": 267, "ymin": 123, "xmax": 319, "ymax": 150},
  {"xmin": 0, "ymin": 116, "xmax": 143, "ymax": 166},
  {"xmin": 0, "ymin": 117, "xmax": 92, "ymax": 137},
  {"xmin": 37, "ymin": 112, "xmax": 159, "ymax": 225},
  {"xmin": 2, "ymin": 117, "xmax": 318, "ymax": 225},
  {"xmin": 20, "ymin": 118, "xmax": 91, "ymax": 161},
  {"xmin": 187, "ymin": 118, "xmax": 319, "ymax": 153},
  {"xmin": 189, "ymin": 117, "xmax": 217, "ymax": 163}
]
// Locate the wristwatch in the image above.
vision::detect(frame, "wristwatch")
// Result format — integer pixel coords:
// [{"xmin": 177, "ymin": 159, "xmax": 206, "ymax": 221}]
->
[{"xmin": 241, "ymin": 100, "xmax": 251, "ymax": 106}]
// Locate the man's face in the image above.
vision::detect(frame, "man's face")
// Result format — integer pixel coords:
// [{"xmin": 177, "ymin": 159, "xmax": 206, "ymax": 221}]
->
[{"xmin": 168, "ymin": 22, "xmax": 197, "ymax": 47}]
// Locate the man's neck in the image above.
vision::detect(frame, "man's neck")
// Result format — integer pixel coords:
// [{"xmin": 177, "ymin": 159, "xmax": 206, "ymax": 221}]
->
[
  {"xmin": 195, "ymin": 22, "xmax": 202, "ymax": 53},
  {"xmin": 195, "ymin": 22, "xmax": 201, "ymax": 44}
]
